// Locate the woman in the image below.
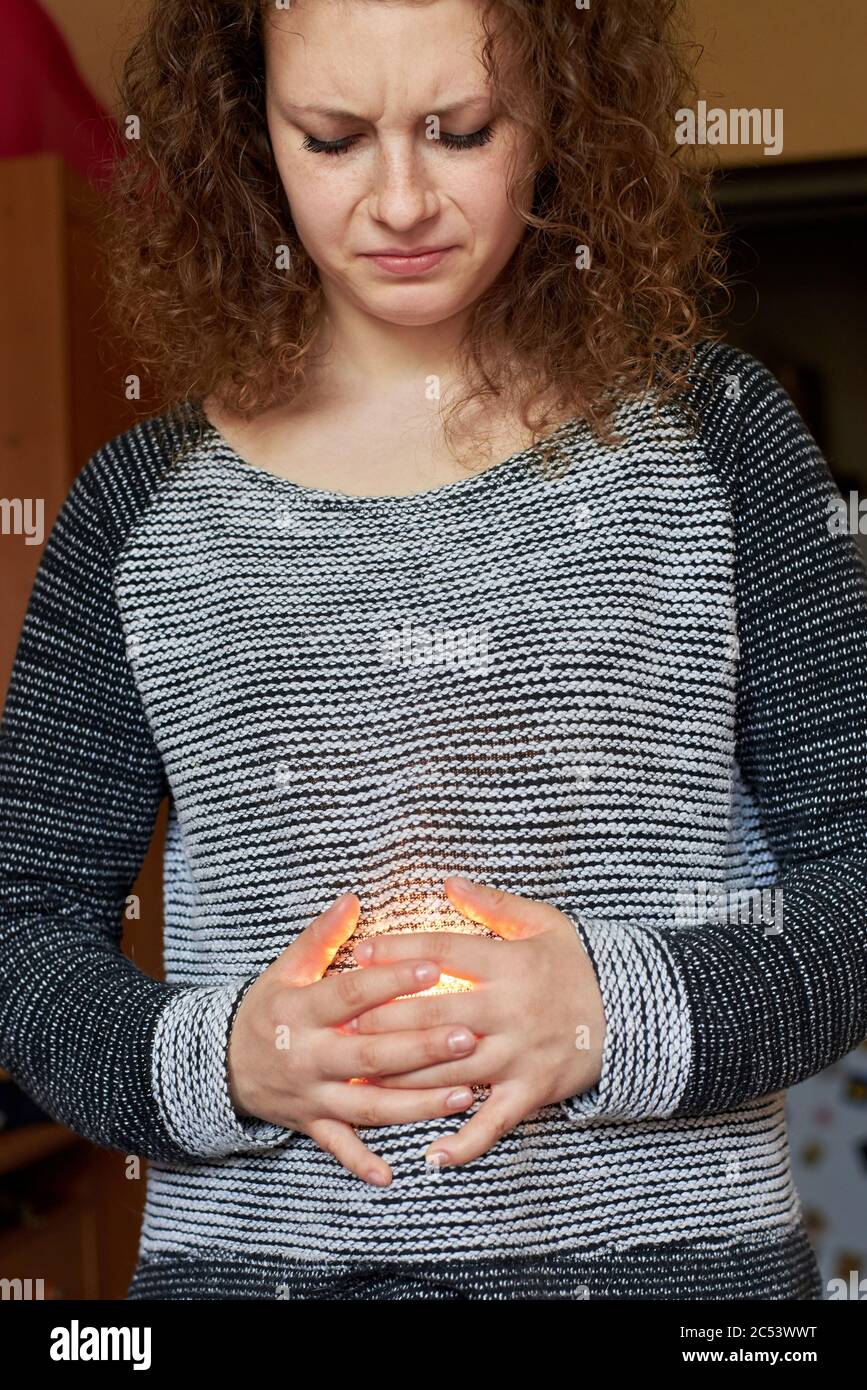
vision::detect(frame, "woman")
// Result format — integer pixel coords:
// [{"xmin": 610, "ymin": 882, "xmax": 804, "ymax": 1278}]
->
[{"xmin": 2, "ymin": 0, "xmax": 865, "ymax": 1301}]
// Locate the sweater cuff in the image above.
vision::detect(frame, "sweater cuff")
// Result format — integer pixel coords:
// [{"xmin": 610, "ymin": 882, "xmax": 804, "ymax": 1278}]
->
[
  {"xmin": 152, "ymin": 976, "xmax": 299, "ymax": 1158},
  {"xmin": 559, "ymin": 914, "xmax": 692, "ymax": 1124}
]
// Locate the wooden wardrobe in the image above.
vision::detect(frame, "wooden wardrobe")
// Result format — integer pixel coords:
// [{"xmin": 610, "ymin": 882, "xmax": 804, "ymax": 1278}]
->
[{"xmin": 0, "ymin": 152, "xmax": 166, "ymax": 1299}]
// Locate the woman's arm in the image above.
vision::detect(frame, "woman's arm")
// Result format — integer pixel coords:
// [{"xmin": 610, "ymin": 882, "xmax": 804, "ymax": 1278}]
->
[
  {"xmin": 562, "ymin": 345, "xmax": 867, "ymax": 1124},
  {"xmin": 0, "ymin": 441, "xmax": 297, "ymax": 1162}
]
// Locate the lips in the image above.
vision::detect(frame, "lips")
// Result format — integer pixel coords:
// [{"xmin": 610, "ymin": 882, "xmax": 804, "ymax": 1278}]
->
[
  {"xmin": 363, "ymin": 245, "xmax": 453, "ymax": 257},
  {"xmin": 362, "ymin": 246, "xmax": 455, "ymax": 275}
]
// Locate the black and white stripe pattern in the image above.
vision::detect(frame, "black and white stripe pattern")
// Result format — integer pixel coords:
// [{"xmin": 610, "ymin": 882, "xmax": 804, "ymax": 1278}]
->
[{"xmin": 1, "ymin": 340, "xmax": 863, "ymax": 1300}]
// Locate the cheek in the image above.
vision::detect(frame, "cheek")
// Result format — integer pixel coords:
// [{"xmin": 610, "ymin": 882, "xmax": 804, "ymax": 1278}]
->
[
  {"xmin": 458, "ymin": 172, "xmax": 527, "ymax": 252},
  {"xmin": 274, "ymin": 154, "xmax": 351, "ymax": 241},
  {"xmin": 270, "ymin": 142, "xmax": 527, "ymax": 264},
  {"xmin": 450, "ymin": 146, "xmax": 527, "ymax": 224}
]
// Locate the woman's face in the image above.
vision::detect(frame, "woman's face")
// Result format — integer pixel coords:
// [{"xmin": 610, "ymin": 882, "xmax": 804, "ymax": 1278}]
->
[{"xmin": 263, "ymin": 0, "xmax": 534, "ymax": 329}]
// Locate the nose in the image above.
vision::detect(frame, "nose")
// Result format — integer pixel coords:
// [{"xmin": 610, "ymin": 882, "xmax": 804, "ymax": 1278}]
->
[{"xmin": 367, "ymin": 138, "xmax": 440, "ymax": 230}]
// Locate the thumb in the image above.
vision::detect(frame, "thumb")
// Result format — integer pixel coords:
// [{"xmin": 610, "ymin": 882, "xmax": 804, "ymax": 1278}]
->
[
  {"xmin": 443, "ymin": 876, "xmax": 560, "ymax": 940},
  {"xmin": 274, "ymin": 893, "xmax": 362, "ymax": 986}
]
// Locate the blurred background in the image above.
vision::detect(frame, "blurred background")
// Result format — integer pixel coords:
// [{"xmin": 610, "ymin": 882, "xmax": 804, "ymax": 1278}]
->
[{"xmin": 1, "ymin": 0, "xmax": 865, "ymax": 1298}]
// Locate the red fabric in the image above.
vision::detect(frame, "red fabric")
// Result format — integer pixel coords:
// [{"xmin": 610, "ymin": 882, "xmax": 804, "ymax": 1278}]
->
[{"xmin": 0, "ymin": 0, "xmax": 122, "ymax": 189}]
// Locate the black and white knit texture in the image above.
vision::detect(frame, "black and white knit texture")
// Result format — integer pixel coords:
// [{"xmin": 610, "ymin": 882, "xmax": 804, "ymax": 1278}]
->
[{"xmin": 1, "ymin": 339, "xmax": 865, "ymax": 1300}]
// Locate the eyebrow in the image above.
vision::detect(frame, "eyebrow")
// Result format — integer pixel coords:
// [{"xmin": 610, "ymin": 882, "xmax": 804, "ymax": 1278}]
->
[{"xmin": 280, "ymin": 95, "xmax": 492, "ymax": 121}]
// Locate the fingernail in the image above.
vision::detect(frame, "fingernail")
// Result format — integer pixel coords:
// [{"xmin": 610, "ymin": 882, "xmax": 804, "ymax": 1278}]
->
[
  {"xmin": 449, "ymin": 876, "xmax": 474, "ymax": 890},
  {"xmin": 426, "ymin": 1148, "xmax": 450, "ymax": 1166},
  {"xmin": 415, "ymin": 962, "xmax": 439, "ymax": 983},
  {"xmin": 354, "ymin": 941, "xmax": 373, "ymax": 961},
  {"xmin": 446, "ymin": 1089, "xmax": 473, "ymax": 1108},
  {"xmin": 447, "ymin": 1029, "xmax": 473, "ymax": 1053},
  {"xmin": 366, "ymin": 1168, "xmax": 389, "ymax": 1185},
  {"xmin": 344, "ymin": 1017, "xmax": 359, "ymax": 1032}
]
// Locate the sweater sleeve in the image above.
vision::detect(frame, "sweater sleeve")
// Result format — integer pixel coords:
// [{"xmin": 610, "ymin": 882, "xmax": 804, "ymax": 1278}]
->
[
  {"xmin": 0, "ymin": 448, "xmax": 299, "ymax": 1161},
  {"xmin": 560, "ymin": 347, "xmax": 867, "ymax": 1125}
]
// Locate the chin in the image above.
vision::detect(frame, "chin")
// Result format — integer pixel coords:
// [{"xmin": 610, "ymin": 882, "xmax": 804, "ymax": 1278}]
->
[
  {"xmin": 351, "ymin": 282, "xmax": 481, "ymax": 327},
  {"xmin": 367, "ymin": 302, "xmax": 466, "ymax": 327}
]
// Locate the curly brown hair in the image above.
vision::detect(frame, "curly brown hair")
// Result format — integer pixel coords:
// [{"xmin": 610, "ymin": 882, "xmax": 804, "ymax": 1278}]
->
[{"xmin": 102, "ymin": 0, "xmax": 729, "ymax": 458}]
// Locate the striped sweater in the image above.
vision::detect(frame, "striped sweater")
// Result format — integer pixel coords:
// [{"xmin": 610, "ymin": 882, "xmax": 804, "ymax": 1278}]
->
[{"xmin": 2, "ymin": 339, "xmax": 866, "ymax": 1301}]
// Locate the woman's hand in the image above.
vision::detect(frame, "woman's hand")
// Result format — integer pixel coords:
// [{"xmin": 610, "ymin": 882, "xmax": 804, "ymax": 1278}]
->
[
  {"xmin": 348, "ymin": 877, "xmax": 607, "ymax": 1168},
  {"xmin": 227, "ymin": 892, "xmax": 480, "ymax": 1186}
]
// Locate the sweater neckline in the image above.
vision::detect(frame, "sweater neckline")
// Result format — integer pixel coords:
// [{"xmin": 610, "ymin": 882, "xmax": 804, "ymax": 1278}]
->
[{"xmin": 194, "ymin": 411, "xmax": 583, "ymax": 508}]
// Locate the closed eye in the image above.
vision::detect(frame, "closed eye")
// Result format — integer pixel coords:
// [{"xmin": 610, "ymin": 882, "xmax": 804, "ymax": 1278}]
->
[{"xmin": 300, "ymin": 123, "xmax": 496, "ymax": 157}]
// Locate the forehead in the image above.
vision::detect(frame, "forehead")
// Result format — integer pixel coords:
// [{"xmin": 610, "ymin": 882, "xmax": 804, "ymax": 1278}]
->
[{"xmin": 262, "ymin": 0, "xmax": 492, "ymax": 108}]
